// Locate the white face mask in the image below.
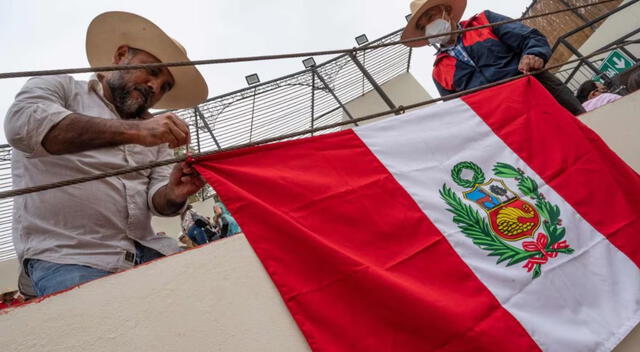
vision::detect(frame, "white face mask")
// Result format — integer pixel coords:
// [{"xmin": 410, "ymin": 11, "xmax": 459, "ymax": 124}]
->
[{"xmin": 425, "ymin": 16, "xmax": 452, "ymax": 46}]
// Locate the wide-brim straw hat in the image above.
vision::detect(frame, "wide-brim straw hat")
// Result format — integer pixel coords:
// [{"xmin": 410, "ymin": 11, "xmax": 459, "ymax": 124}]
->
[
  {"xmin": 86, "ymin": 11, "xmax": 208, "ymax": 110},
  {"xmin": 401, "ymin": 0, "xmax": 467, "ymax": 48}
]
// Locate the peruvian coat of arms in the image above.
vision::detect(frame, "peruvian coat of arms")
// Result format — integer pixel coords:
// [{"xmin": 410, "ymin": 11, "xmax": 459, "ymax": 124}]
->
[{"xmin": 440, "ymin": 161, "xmax": 574, "ymax": 279}]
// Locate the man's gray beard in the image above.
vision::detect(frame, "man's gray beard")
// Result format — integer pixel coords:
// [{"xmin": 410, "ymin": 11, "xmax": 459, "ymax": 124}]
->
[{"xmin": 106, "ymin": 73, "xmax": 151, "ymax": 119}]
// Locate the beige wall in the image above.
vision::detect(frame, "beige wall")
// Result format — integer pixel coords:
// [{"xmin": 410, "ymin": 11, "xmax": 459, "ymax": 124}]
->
[
  {"xmin": 578, "ymin": 90, "xmax": 640, "ymax": 172},
  {"xmin": 0, "ymin": 234, "xmax": 310, "ymax": 352},
  {"xmin": 0, "ymin": 257, "xmax": 18, "ymax": 292},
  {"xmin": 341, "ymin": 72, "xmax": 432, "ymax": 127}
]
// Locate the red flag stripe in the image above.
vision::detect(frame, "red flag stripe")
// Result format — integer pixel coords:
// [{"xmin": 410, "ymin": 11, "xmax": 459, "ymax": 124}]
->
[{"xmin": 194, "ymin": 130, "xmax": 539, "ymax": 351}]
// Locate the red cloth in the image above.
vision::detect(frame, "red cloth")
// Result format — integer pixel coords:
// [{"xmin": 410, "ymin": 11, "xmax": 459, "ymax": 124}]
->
[{"xmin": 0, "ymin": 300, "xmax": 22, "ymax": 310}]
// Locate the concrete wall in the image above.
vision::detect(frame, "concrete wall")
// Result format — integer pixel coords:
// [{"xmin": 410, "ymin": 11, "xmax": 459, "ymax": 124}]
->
[
  {"xmin": 578, "ymin": 90, "xmax": 640, "ymax": 172},
  {"xmin": 0, "ymin": 257, "xmax": 18, "ymax": 292},
  {"xmin": 0, "ymin": 235, "xmax": 310, "ymax": 352},
  {"xmin": 341, "ymin": 72, "xmax": 432, "ymax": 127}
]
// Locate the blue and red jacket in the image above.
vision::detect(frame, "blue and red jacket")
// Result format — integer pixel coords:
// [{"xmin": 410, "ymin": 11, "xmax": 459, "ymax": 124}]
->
[{"xmin": 433, "ymin": 10, "xmax": 552, "ymax": 97}]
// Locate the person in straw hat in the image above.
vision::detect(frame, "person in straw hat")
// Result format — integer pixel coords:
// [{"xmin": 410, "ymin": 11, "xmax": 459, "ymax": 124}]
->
[
  {"xmin": 4, "ymin": 12, "xmax": 209, "ymax": 297},
  {"xmin": 402, "ymin": 0, "xmax": 585, "ymax": 115}
]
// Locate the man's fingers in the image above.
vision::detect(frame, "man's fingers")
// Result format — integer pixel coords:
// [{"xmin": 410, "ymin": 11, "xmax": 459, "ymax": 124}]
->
[
  {"xmin": 519, "ymin": 55, "xmax": 544, "ymax": 74},
  {"xmin": 518, "ymin": 57, "xmax": 529, "ymax": 73},
  {"xmin": 150, "ymin": 113, "xmax": 189, "ymax": 148},
  {"xmin": 165, "ymin": 122, "xmax": 188, "ymax": 147},
  {"xmin": 180, "ymin": 175, "xmax": 206, "ymax": 187},
  {"xmin": 163, "ymin": 131, "xmax": 180, "ymax": 149},
  {"xmin": 534, "ymin": 58, "xmax": 544, "ymax": 70},
  {"xmin": 166, "ymin": 113, "xmax": 190, "ymax": 138}
]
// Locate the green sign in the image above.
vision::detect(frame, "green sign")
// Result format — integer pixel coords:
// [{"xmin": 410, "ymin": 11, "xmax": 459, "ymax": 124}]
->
[{"xmin": 595, "ymin": 49, "xmax": 635, "ymax": 81}]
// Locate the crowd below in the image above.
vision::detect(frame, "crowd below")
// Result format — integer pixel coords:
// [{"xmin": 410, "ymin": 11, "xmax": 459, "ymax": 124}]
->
[{"xmin": 179, "ymin": 196, "xmax": 242, "ymax": 249}]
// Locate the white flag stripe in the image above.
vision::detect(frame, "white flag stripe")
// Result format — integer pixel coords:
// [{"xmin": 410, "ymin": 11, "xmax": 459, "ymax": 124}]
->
[{"xmin": 355, "ymin": 100, "xmax": 640, "ymax": 352}]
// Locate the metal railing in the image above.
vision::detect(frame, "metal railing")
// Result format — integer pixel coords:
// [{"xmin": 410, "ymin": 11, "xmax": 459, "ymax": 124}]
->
[
  {"xmin": 550, "ymin": 0, "xmax": 640, "ymax": 89},
  {"xmin": 172, "ymin": 29, "xmax": 410, "ymax": 154}
]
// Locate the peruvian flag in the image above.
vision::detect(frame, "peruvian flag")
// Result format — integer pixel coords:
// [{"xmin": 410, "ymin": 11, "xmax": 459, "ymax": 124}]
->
[{"xmin": 194, "ymin": 77, "xmax": 640, "ymax": 352}]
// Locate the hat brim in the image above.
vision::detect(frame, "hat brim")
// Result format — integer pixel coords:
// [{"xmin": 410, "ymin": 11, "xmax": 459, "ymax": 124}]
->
[
  {"xmin": 86, "ymin": 11, "xmax": 208, "ymax": 110},
  {"xmin": 401, "ymin": 0, "xmax": 467, "ymax": 48}
]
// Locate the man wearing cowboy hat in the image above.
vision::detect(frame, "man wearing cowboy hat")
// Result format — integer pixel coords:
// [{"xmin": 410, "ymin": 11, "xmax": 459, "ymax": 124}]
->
[
  {"xmin": 4, "ymin": 12, "xmax": 209, "ymax": 297},
  {"xmin": 402, "ymin": 0, "xmax": 585, "ymax": 115}
]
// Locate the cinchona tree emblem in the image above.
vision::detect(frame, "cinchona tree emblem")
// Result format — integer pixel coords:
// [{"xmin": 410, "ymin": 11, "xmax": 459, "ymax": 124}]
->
[{"xmin": 440, "ymin": 161, "xmax": 574, "ymax": 279}]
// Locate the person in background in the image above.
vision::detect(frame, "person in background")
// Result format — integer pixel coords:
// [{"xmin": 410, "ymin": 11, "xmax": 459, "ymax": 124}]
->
[
  {"xmin": 181, "ymin": 205, "xmax": 209, "ymax": 246},
  {"xmin": 576, "ymin": 80, "xmax": 622, "ymax": 112},
  {"xmin": 401, "ymin": 0, "xmax": 585, "ymax": 115},
  {"xmin": 213, "ymin": 202, "xmax": 242, "ymax": 238}
]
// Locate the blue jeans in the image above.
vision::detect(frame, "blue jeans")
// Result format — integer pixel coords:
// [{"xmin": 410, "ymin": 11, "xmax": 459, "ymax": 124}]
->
[
  {"xmin": 27, "ymin": 243, "xmax": 165, "ymax": 297},
  {"xmin": 187, "ymin": 224, "xmax": 208, "ymax": 245}
]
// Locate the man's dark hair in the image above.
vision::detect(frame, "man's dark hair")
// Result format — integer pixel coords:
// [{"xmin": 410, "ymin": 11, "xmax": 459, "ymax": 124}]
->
[
  {"xmin": 627, "ymin": 71, "xmax": 640, "ymax": 93},
  {"xmin": 576, "ymin": 80, "xmax": 598, "ymax": 103}
]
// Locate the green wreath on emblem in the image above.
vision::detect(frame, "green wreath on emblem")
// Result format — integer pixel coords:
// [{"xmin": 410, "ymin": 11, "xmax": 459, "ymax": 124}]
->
[
  {"xmin": 451, "ymin": 161, "xmax": 485, "ymax": 189},
  {"xmin": 440, "ymin": 162, "xmax": 574, "ymax": 279}
]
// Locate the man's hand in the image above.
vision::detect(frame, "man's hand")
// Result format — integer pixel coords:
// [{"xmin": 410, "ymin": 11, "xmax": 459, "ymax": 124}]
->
[
  {"xmin": 166, "ymin": 162, "xmax": 207, "ymax": 204},
  {"xmin": 518, "ymin": 55, "xmax": 545, "ymax": 74},
  {"xmin": 133, "ymin": 113, "xmax": 190, "ymax": 148},
  {"xmin": 152, "ymin": 162, "xmax": 207, "ymax": 215}
]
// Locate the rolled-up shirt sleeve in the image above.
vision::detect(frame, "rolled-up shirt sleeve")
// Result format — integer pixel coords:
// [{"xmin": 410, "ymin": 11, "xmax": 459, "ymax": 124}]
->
[
  {"xmin": 4, "ymin": 75, "xmax": 74, "ymax": 158},
  {"xmin": 147, "ymin": 144, "xmax": 186, "ymax": 217}
]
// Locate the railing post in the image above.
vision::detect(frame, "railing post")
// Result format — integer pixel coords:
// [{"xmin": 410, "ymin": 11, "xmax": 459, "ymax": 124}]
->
[
  {"xmin": 312, "ymin": 69, "xmax": 359, "ymax": 126},
  {"xmin": 194, "ymin": 109, "xmax": 201, "ymax": 153},
  {"xmin": 348, "ymin": 51, "xmax": 398, "ymax": 114},
  {"xmin": 194, "ymin": 106, "xmax": 222, "ymax": 150},
  {"xmin": 559, "ymin": 38, "xmax": 611, "ymax": 84},
  {"xmin": 249, "ymin": 88, "xmax": 257, "ymax": 142},
  {"xmin": 310, "ymin": 72, "xmax": 316, "ymax": 135}
]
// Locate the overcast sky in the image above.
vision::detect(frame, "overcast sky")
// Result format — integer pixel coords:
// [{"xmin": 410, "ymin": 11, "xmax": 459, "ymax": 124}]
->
[{"xmin": 0, "ymin": 0, "xmax": 530, "ymax": 144}]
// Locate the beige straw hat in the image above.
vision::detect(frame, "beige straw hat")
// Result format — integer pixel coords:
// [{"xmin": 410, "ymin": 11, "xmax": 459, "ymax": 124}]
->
[
  {"xmin": 86, "ymin": 11, "xmax": 208, "ymax": 109},
  {"xmin": 401, "ymin": 0, "xmax": 467, "ymax": 48}
]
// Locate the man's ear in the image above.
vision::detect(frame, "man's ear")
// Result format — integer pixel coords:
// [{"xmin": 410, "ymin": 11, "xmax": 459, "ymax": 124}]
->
[{"xmin": 112, "ymin": 45, "xmax": 131, "ymax": 65}]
